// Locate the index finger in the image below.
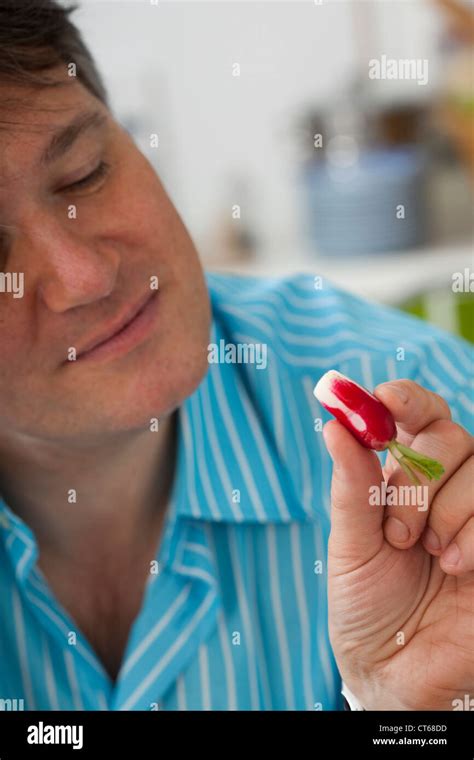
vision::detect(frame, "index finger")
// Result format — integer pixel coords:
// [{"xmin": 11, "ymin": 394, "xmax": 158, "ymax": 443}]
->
[{"xmin": 375, "ymin": 380, "xmax": 451, "ymax": 442}]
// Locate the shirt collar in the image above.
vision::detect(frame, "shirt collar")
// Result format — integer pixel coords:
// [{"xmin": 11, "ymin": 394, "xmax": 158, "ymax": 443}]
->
[
  {"xmin": 170, "ymin": 309, "xmax": 306, "ymax": 524},
  {"xmin": 0, "ymin": 498, "xmax": 38, "ymax": 585}
]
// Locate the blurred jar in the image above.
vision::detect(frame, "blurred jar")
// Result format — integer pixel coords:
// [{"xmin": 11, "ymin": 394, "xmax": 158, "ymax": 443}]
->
[{"xmin": 302, "ymin": 146, "xmax": 427, "ymax": 257}]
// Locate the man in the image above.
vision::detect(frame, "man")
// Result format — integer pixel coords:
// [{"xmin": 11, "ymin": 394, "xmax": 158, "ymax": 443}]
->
[{"xmin": 0, "ymin": 0, "xmax": 472, "ymax": 711}]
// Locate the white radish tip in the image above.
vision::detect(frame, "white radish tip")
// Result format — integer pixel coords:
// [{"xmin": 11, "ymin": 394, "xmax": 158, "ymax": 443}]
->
[
  {"xmin": 313, "ymin": 369, "xmax": 368, "ymax": 434},
  {"xmin": 313, "ymin": 369, "xmax": 347, "ymax": 402}
]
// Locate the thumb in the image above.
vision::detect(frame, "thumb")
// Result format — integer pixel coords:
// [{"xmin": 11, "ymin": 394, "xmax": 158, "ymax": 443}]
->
[{"xmin": 323, "ymin": 420, "xmax": 385, "ymax": 566}]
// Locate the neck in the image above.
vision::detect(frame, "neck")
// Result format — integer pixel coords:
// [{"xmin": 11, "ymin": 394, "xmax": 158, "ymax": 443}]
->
[{"xmin": 0, "ymin": 413, "xmax": 177, "ymax": 564}]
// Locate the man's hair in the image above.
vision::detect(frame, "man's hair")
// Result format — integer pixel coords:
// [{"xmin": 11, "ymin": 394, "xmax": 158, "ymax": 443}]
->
[{"xmin": 0, "ymin": 0, "xmax": 108, "ymax": 105}]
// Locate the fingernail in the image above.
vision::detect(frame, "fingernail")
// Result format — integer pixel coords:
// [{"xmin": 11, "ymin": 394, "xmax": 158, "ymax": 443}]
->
[
  {"xmin": 441, "ymin": 542, "xmax": 461, "ymax": 568},
  {"xmin": 381, "ymin": 383, "xmax": 409, "ymax": 404},
  {"xmin": 422, "ymin": 527, "xmax": 441, "ymax": 553},
  {"xmin": 384, "ymin": 517, "xmax": 410, "ymax": 544}
]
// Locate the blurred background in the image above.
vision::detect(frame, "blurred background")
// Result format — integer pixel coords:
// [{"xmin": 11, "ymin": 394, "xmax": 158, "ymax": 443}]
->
[{"xmin": 74, "ymin": 0, "xmax": 473, "ymax": 341}]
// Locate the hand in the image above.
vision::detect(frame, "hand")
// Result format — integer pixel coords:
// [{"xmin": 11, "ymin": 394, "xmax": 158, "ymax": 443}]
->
[{"xmin": 324, "ymin": 379, "xmax": 474, "ymax": 710}]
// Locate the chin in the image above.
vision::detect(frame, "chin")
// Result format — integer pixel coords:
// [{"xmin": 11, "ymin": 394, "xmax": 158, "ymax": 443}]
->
[{"xmin": 89, "ymin": 339, "xmax": 210, "ymax": 435}]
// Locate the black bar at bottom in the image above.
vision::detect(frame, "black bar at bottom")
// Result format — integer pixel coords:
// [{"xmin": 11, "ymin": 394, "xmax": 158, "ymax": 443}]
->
[{"xmin": 0, "ymin": 709, "xmax": 472, "ymax": 758}]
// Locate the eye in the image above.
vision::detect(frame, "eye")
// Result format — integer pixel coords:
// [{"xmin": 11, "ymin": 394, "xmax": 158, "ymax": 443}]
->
[{"xmin": 61, "ymin": 160, "xmax": 110, "ymax": 193}]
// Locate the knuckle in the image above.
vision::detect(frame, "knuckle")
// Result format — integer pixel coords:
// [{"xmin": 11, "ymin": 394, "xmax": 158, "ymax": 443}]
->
[
  {"xmin": 465, "ymin": 514, "xmax": 474, "ymax": 534},
  {"xmin": 429, "ymin": 456, "xmax": 474, "ymax": 531},
  {"xmin": 430, "ymin": 419, "xmax": 472, "ymax": 452},
  {"xmin": 462, "ymin": 453, "xmax": 474, "ymax": 474},
  {"xmin": 429, "ymin": 493, "xmax": 457, "ymax": 531},
  {"xmin": 397, "ymin": 379, "xmax": 419, "ymax": 397},
  {"xmin": 432, "ymin": 392, "xmax": 451, "ymax": 419},
  {"xmin": 402, "ymin": 383, "xmax": 452, "ymax": 421}
]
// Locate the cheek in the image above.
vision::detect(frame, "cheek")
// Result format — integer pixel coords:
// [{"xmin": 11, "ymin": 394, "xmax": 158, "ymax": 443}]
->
[
  {"xmin": 114, "ymin": 158, "xmax": 189, "ymax": 257},
  {"xmin": 90, "ymin": 148, "xmax": 198, "ymax": 280},
  {"xmin": 0, "ymin": 322, "xmax": 43, "ymax": 433},
  {"xmin": 0, "ymin": 310, "xmax": 28, "ymax": 367},
  {"xmin": 138, "ymin": 283, "xmax": 211, "ymax": 411}
]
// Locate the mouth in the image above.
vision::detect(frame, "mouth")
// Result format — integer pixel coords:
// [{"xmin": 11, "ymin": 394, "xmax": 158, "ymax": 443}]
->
[{"xmin": 70, "ymin": 290, "xmax": 159, "ymax": 365}]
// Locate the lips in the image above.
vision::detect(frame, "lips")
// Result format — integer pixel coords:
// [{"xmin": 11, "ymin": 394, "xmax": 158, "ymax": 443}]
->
[{"xmin": 74, "ymin": 291, "xmax": 155, "ymax": 360}]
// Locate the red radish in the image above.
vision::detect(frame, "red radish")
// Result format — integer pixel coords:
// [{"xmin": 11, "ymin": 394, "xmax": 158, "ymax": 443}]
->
[{"xmin": 314, "ymin": 370, "xmax": 445, "ymax": 484}]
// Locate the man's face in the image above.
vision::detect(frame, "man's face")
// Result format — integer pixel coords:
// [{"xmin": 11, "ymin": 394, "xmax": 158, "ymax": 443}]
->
[{"xmin": 0, "ymin": 70, "xmax": 211, "ymax": 443}]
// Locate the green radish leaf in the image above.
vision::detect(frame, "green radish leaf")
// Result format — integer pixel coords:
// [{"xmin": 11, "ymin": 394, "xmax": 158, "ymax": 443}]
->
[{"xmin": 389, "ymin": 441, "xmax": 445, "ymax": 482}]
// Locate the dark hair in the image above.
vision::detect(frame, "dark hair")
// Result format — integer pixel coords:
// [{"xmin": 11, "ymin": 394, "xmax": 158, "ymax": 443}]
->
[{"xmin": 0, "ymin": 0, "xmax": 108, "ymax": 106}]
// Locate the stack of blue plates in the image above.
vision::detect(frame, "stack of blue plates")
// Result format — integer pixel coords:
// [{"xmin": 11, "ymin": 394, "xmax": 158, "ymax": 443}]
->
[{"xmin": 302, "ymin": 147, "xmax": 427, "ymax": 256}]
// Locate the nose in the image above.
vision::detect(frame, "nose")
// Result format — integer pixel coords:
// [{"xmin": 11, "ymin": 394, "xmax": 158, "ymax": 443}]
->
[{"xmin": 25, "ymin": 214, "xmax": 120, "ymax": 313}]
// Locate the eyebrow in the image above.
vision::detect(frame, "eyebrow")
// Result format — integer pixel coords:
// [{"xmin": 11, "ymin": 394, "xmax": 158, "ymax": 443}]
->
[{"xmin": 40, "ymin": 110, "xmax": 108, "ymax": 165}]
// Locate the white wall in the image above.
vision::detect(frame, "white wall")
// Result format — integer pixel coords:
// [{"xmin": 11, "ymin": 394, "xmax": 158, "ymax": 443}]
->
[{"xmin": 73, "ymin": 0, "xmax": 442, "ymax": 258}]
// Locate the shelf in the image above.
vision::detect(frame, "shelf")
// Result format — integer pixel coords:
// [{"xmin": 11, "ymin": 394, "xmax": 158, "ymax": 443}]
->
[{"xmin": 206, "ymin": 239, "xmax": 473, "ymax": 305}]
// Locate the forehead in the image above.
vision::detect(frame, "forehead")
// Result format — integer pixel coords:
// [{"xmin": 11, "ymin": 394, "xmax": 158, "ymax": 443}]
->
[
  {"xmin": 0, "ymin": 75, "xmax": 107, "ymax": 185},
  {"xmin": 0, "ymin": 68, "xmax": 106, "ymax": 152}
]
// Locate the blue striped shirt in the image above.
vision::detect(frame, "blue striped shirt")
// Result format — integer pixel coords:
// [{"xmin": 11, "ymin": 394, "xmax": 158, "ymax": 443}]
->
[{"xmin": 0, "ymin": 272, "xmax": 472, "ymax": 711}]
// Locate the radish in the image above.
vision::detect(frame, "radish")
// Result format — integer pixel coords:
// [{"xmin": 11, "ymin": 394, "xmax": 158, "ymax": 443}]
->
[{"xmin": 314, "ymin": 370, "xmax": 445, "ymax": 484}]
